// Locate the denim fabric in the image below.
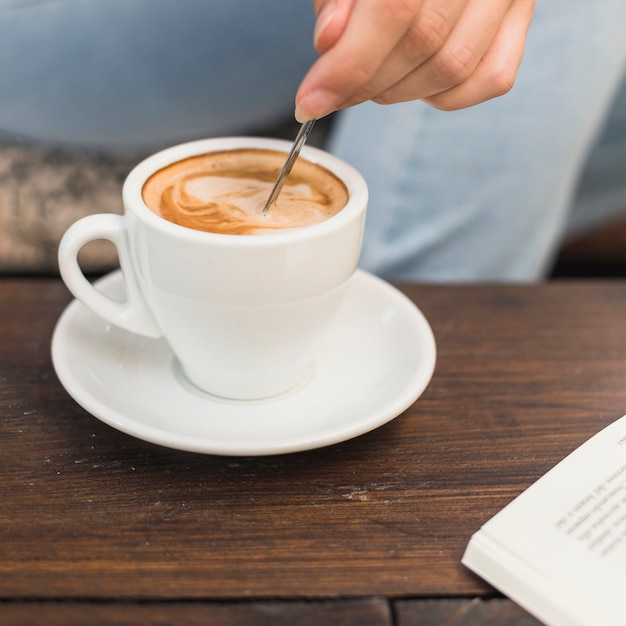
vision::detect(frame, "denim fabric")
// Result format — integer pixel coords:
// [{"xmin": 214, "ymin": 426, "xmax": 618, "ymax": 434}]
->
[
  {"xmin": 330, "ymin": 1, "xmax": 626, "ymax": 280},
  {"xmin": 0, "ymin": 0, "xmax": 318, "ymax": 149},
  {"xmin": 1, "ymin": 0, "xmax": 624, "ymax": 280}
]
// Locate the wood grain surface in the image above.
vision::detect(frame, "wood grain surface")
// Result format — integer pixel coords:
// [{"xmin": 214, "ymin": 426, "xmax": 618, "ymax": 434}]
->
[{"xmin": 1, "ymin": 278, "xmax": 624, "ymax": 624}]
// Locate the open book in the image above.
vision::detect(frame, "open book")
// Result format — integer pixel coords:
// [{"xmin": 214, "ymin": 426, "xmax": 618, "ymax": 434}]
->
[{"xmin": 463, "ymin": 414, "xmax": 626, "ymax": 626}]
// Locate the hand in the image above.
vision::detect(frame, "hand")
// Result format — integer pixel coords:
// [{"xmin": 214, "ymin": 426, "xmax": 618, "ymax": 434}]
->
[{"xmin": 295, "ymin": 0, "xmax": 535, "ymax": 121}]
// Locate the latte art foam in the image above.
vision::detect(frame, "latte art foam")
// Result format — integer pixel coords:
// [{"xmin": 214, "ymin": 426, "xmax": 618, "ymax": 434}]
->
[{"xmin": 141, "ymin": 149, "xmax": 348, "ymax": 235}]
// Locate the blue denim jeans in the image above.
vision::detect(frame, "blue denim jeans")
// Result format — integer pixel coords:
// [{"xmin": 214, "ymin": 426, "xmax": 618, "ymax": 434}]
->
[
  {"xmin": 1, "ymin": 0, "xmax": 624, "ymax": 280},
  {"xmin": 329, "ymin": 1, "xmax": 626, "ymax": 280},
  {"xmin": 0, "ymin": 0, "xmax": 319, "ymax": 148}
]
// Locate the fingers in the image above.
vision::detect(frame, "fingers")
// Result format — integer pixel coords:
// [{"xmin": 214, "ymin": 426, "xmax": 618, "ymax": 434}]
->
[
  {"xmin": 371, "ymin": 0, "xmax": 517, "ymax": 105},
  {"xmin": 296, "ymin": 0, "xmax": 423, "ymax": 122},
  {"xmin": 296, "ymin": 0, "xmax": 535, "ymax": 121},
  {"xmin": 422, "ymin": 0, "xmax": 535, "ymax": 110},
  {"xmin": 338, "ymin": 0, "xmax": 469, "ymax": 109}
]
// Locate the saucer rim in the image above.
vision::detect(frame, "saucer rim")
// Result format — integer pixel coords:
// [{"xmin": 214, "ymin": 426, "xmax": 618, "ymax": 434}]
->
[{"xmin": 51, "ymin": 270, "xmax": 436, "ymax": 456}]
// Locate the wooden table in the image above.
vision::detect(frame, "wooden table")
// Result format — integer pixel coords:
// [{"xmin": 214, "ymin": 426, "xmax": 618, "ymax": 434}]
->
[{"xmin": 1, "ymin": 276, "xmax": 624, "ymax": 625}]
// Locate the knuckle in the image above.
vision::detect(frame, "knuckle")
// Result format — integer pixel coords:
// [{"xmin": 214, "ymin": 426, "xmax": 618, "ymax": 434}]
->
[
  {"xmin": 487, "ymin": 65, "xmax": 517, "ymax": 97},
  {"xmin": 434, "ymin": 42, "xmax": 479, "ymax": 85},
  {"xmin": 406, "ymin": 7, "xmax": 449, "ymax": 59}
]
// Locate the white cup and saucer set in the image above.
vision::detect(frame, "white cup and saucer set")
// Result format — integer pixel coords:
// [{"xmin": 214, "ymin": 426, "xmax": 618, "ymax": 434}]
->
[{"xmin": 51, "ymin": 137, "xmax": 436, "ymax": 456}]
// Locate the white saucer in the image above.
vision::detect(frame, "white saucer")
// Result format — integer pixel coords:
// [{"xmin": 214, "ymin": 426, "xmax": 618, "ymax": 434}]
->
[{"xmin": 51, "ymin": 270, "xmax": 436, "ymax": 456}]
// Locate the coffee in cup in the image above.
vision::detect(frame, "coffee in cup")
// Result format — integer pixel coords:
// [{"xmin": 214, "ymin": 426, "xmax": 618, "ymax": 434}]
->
[{"xmin": 141, "ymin": 149, "xmax": 348, "ymax": 235}]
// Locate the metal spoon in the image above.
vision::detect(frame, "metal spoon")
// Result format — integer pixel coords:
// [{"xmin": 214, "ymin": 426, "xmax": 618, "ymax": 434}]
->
[{"xmin": 262, "ymin": 119, "xmax": 316, "ymax": 213}]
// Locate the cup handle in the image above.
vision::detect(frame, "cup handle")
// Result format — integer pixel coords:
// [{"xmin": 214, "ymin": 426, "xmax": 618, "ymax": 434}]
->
[{"xmin": 58, "ymin": 214, "xmax": 162, "ymax": 338}]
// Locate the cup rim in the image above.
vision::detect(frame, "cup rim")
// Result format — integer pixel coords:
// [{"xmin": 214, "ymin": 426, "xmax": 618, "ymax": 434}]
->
[{"xmin": 122, "ymin": 136, "xmax": 368, "ymax": 245}]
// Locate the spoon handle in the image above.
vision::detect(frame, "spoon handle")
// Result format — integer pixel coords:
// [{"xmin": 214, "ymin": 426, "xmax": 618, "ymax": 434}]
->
[{"xmin": 263, "ymin": 119, "xmax": 316, "ymax": 213}]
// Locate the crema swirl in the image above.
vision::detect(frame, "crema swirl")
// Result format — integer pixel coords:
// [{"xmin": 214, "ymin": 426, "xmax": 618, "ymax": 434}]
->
[{"xmin": 142, "ymin": 149, "xmax": 348, "ymax": 235}]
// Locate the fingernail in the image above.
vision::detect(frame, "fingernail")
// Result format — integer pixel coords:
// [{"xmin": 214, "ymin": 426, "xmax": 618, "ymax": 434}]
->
[
  {"xmin": 294, "ymin": 105, "xmax": 312, "ymax": 124},
  {"xmin": 295, "ymin": 89, "xmax": 339, "ymax": 123},
  {"xmin": 313, "ymin": 2, "xmax": 336, "ymax": 49}
]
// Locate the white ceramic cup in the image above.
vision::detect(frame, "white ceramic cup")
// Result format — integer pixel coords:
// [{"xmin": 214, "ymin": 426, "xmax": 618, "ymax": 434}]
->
[{"xmin": 58, "ymin": 137, "xmax": 368, "ymax": 400}]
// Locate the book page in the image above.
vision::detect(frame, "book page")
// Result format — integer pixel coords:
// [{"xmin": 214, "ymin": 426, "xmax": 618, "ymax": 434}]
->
[
  {"xmin": 464, "ymin": 414, "xmax": 626, "ymax": 626},
  {"xmin": 553, "ymin": 462, "xmax": 626, "ymax": 558}
]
